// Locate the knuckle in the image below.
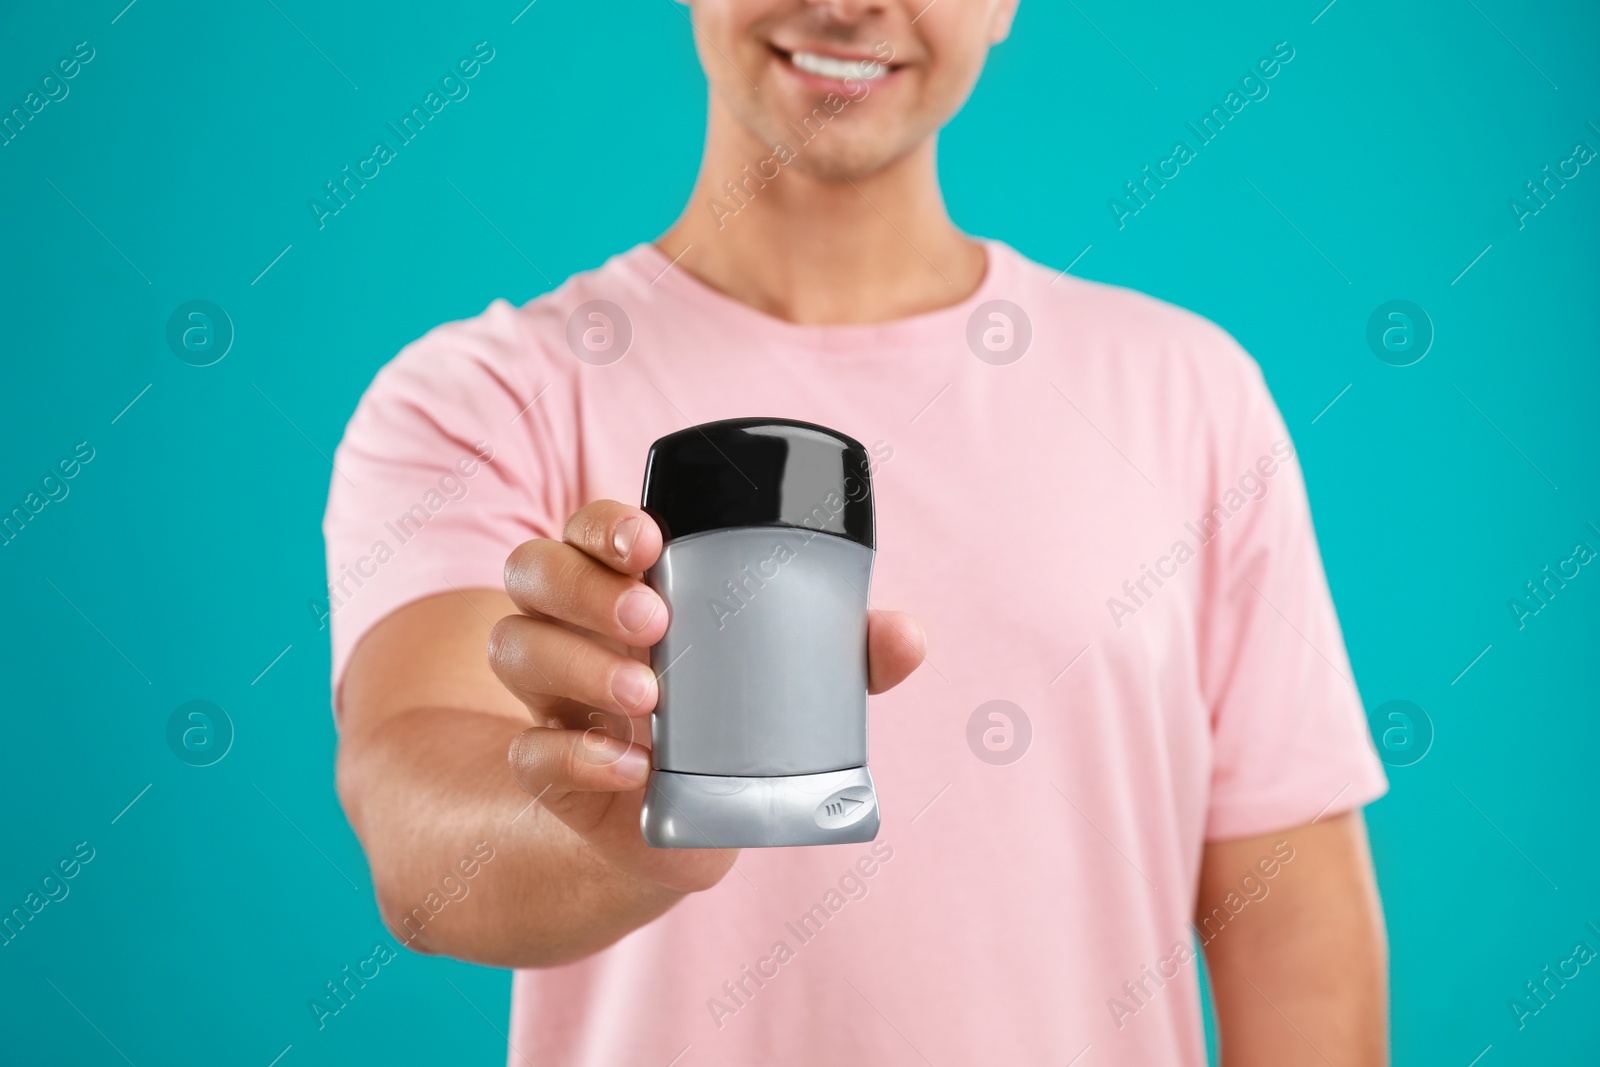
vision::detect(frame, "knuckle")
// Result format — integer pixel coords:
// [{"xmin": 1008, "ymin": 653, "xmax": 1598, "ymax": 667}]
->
[
  {"xmin": 506, "ymin": 729, "xmax": 532, "ymax": 771},
  {"xmin": 487, "ymin": 618, "xmax": 545, "ymax": 696},
  {"xmin": 507, "ymin": 729, "xmax": 549, "ymax": 790},
  {"xmin": 486, "ymin": 617, "xmax": 517, "ymax": 670},
  {"xmin": 509, "ymin": 539, "xmax": 610, "ymax": 623},
  {"xmin": 504, "ymin": 539, "xmax": 541, "ymax": 585},
  {"xmin": 559, "ymin": 508, "xmax": 583, "ymax": 544},
  {"xmin": 562, "ymin": 504, "xmax": 605, "ymax": 549},
  {"xmin": 559, "ymin": 731, "xmax": 593, "ymax": 784},
  {"xmin": 564, "ymin": 500, "xmax": 627, "ymax": 557},
  {"xmin": 503, "ymin": 540, "xmax": 543, "ymax": 600}
]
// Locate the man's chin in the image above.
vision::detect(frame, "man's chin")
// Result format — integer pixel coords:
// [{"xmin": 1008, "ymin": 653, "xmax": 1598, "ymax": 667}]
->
[
  {"xmin": 773, "ymin": 136, "xmax": 917, "ymax": 185},
  {"xmin": 786, "ymin": 154, "xmax": 886, "ymax": 184}
]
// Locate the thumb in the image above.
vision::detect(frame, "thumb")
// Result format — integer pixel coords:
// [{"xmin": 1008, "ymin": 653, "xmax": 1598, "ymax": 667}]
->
[{"xmin": 867, "ymin": 609, "xmax": 926, "ymax": 694}]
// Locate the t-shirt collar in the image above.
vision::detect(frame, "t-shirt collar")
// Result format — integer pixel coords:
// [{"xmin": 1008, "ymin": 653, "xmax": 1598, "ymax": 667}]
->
[{"xmin": 623, "ymin": 238, "xmax": 1015, "ymax": 356}]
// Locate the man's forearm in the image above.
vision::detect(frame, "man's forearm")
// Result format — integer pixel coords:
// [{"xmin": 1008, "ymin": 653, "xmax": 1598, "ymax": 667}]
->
[
  {"xmin": 336, "ymin": 705, "xmax": 682, "ymax": 968},
  {"xmin": 1198, "ymin": 814, "xmax": 1388, "ymax": 1066}
]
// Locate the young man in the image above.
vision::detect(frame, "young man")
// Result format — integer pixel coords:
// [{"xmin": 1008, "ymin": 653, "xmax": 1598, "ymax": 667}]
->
[{"xmin": 325, "ymin": 2, "xmax": 1389, "ymax": 1064}]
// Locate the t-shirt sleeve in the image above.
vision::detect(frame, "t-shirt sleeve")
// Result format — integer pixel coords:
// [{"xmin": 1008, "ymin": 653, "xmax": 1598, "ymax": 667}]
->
[
  {"xmin": 320, "ymin": 299, "xmax": 574, "ymax": 710},
  {"xmin": 1197, "ymin": 349, "xmax": 1387, "ymax": 841}
]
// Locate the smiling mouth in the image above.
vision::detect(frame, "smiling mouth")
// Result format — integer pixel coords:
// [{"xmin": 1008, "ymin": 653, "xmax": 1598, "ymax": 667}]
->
[{"xmin": 770, "ymin": 45, "xmax": 895, "ymax": 83}]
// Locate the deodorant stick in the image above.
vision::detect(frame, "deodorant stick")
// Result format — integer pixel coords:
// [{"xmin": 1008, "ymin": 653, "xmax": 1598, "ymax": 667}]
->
[{"xmin": 638, "ymin": 417, "xmax": 879, "ymax": 848}]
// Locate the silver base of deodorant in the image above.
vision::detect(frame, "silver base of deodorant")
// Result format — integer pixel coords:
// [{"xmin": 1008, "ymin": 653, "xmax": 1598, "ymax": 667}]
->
[{"xmin": 641, "ymin": 766, "xmax": 879, "ymax": 848}]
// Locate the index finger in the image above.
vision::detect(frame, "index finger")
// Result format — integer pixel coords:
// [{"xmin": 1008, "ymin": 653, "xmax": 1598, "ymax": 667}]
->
[{"xmin": 563, "ymin": 499, "xmax": 664, "ymax": 575}]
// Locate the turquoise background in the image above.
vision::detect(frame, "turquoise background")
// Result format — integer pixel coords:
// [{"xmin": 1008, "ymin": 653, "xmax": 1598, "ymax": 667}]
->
[{"xmin": 2, "ymin": 0, "xmax": 1597, "ymax": 1063}]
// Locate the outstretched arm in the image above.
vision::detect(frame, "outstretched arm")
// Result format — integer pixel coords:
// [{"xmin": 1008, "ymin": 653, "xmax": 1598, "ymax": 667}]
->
[{"xmin": 335, "ymin": 501, "xmax": 925, "ymax": 969}]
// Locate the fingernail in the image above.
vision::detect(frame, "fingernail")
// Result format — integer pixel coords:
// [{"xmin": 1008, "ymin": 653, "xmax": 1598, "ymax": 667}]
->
[
  {"xmin": 611, "ymin": 665, "xmax": 655, "ymax": 710},
  {"xmin": 613, "ymin": 516, "xmax": 641, "ymax": 560},
  {"xmin": 615, "ymin": 745, "xmax": 651, "ymax": 784},
  {"xmin": 617, "ymin": 589, "xmax": 659, "ymax": 633}
]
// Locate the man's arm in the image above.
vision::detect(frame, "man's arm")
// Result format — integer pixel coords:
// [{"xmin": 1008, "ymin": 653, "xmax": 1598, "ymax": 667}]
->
[
  {"xmin": 335, "ymin": 586, "xmax": 688, "ymax": 968},
  {"xmin": 1197, "ymin": 811, "xmax": 1388, "ymax": 1067},
  {"xmin": 335, "ymin": 501, "xmax": 925, "ymax": 969}
]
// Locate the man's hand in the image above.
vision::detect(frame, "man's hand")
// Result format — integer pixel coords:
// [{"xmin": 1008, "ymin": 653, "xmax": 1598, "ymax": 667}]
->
[
  {"xmin": 336, "ymin": 499, "xmax": 924, "ymax": 968},
  {"xmin": 492, "ymin": 499, "xmax": 926, "ymax": 896}
]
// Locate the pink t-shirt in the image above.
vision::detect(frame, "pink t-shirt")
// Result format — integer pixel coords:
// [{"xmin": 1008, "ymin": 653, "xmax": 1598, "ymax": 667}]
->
[{"xmin": 324, "ymin": 241, "xmax": 1386, "ymax": 1066}]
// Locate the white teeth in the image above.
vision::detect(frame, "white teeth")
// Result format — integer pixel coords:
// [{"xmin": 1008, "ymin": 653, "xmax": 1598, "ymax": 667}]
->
[{"xmin": 789, "ymin": 51, "xmax": 886, "ymax": 81}]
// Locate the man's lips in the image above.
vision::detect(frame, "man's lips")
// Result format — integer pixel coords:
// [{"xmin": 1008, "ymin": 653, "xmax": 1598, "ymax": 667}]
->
[{"xmin": 768, "ymin": 44, "xmax": 903, "ymax": 93}]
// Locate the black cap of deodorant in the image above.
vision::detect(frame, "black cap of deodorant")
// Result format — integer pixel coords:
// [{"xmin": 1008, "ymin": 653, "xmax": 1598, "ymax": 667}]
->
[{"xmin": 641, "ymin": 418, "xmax": 875, "ymax": 549}]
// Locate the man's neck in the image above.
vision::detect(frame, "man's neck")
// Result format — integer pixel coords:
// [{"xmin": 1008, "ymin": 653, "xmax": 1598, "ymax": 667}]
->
[{"xmin": 657, "ymin": 107, "xmax": 987, "ymax": 326}]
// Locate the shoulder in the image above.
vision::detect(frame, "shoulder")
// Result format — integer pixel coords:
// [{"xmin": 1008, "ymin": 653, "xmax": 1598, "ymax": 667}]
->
[
  {"xmin": 1000, "ymin": 244, "xmax": 1261, "ymax": 377},
  {"xmin": 385, "ymin": 248, "xmax": 647, "ymax": 382},
  {"xmin": 356, "ymin": 246, "xmax": 657, "ymax": 423},
  {"xmin": 994, "ymin": 242, "xmax": 1271, "ymax": 416}
]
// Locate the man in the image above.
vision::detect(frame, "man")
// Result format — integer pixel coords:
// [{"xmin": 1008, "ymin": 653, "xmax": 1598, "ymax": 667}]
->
[{"xmin": 324, "ymin": 1, "xmax": 1389, "ymax": 1064}]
